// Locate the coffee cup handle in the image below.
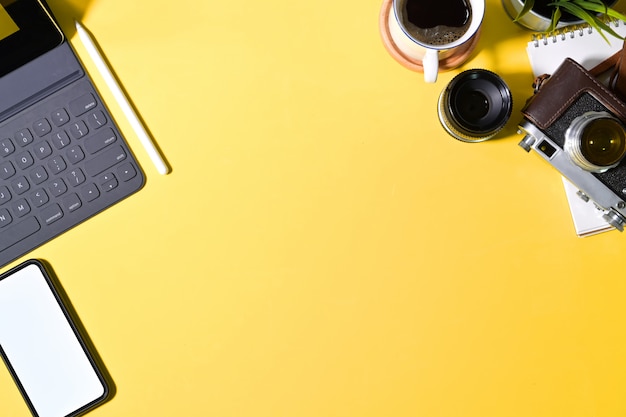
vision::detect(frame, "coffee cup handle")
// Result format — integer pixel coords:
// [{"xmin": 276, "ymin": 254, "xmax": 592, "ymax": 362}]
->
[{"xmin": 423, "ymin": 49, "xmax": 439, "ymax": 83}]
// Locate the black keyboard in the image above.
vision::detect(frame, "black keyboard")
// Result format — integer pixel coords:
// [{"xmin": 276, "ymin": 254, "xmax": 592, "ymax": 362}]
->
[{"xmin": 0, "ymin": 77, "xmax": 144, "ymax": 268}]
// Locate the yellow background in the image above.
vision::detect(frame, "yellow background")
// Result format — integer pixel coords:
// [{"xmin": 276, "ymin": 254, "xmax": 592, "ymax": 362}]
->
[
  {"xmin": 3, "ymin": 0, "xmax": 626, "ymax": 415},
  {"xmin": 0, "ymin": 4, "xmax": 19, "ymax": 40}
]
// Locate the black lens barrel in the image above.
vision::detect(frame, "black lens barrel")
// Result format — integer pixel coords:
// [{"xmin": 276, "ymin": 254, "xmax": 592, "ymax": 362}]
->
[{"xmin": 438, "ymin": 69, "xmax": 513, "ymax": 142}]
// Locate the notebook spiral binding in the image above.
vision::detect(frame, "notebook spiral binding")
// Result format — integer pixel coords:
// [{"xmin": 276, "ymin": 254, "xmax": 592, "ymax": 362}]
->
[{"xmin": 530, "ymin": 19, "xmax": 625, "ymax": 47}]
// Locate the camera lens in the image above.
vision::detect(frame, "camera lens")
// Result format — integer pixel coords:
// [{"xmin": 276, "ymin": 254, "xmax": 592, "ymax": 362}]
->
[
  {"xmin": 564, "ymin": 112, "xmax": 626, "ymax": 172},
  {"xmin": 438, "ymin": 69, "xmax": 513, "ymax": 142}
]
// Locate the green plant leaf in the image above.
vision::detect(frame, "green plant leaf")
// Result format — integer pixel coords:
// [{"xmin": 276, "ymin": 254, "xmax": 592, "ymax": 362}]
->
[
  {"xmin": 574, "ymin": 3, "xmax": 624, "ymax": 40},
  {"xmin": 547, "ymin": 7, "xmax": 561, "ymax": 32},
  {"xmin": 574, "ymin": 0, "xmax": 626, "ymax": 22},
  {"xmin": 549, "ymin": 1, "xmax": 588, "ymax": 19},
  {"xmin": 579, "ymin": 0, "xmax": 607, "ymax": 9},
  {"xmin": 592, "ymin": 20, "xmax": 624, "ymax": 40},
  {"xmin": 514, "ymin": 0, "xmax": 535, "ymax": 21},
  {"xmin": 556, "ymin": 1, "xmax": 619, "ymax": 41}
]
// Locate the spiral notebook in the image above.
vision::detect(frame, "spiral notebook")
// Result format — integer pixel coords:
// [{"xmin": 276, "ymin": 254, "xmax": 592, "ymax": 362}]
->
[
  {"xmin": 526, "ymin": 20, "xmax": 626, "ymax": 78},
  {"xmin": 525, "ymin": 20, "xmax": 626, "ymax": 236}
]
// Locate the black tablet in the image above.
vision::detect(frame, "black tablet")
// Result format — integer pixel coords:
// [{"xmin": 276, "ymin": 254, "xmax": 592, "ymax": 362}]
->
[{"xmin": 0, "ymin": 0, "xmax": 64, "ymax": 77}]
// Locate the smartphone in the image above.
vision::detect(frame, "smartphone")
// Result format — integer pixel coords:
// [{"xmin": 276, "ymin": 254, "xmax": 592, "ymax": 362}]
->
[{"xmin": 0, "ymin": 260, "xmax": 109, "ymax": 417}]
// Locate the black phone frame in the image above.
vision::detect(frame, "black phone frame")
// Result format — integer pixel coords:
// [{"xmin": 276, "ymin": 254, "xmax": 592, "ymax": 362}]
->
[{"xmin": 0, "ymin": 259, "xmax": 111, "ymax": 417}]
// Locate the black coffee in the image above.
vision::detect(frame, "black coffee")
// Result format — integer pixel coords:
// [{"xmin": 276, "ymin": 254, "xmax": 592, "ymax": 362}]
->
[{"xmin": 402, "ymin": 0, "xmax": 472, "ymax": 45}]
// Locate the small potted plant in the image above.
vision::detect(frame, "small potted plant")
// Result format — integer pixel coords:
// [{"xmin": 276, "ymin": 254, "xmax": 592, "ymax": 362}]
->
[{"xmin": 503, "ymin": 0, "xmax": 626, "ymax": 39}]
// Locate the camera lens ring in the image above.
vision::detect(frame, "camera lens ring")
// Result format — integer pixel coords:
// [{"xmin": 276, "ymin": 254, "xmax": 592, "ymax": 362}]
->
[
  {"xmin": 438, "ymin": 69, "xmax": 513, "ymax": 142},
  {"xmin": 564, "ymin": 111, "xmax": 626, "ymax": 173}
]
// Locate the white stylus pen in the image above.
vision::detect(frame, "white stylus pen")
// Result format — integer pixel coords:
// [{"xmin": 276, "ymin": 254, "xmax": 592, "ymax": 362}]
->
[{"xmin": 74, "ymin": 20, "xmax": 170, "ymax": 175}]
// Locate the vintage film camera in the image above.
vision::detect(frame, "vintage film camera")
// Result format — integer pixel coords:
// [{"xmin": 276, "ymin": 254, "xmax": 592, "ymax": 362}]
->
[{"xmin": 519, "ymin": 58, "xmax": 626, "ymax": 231}]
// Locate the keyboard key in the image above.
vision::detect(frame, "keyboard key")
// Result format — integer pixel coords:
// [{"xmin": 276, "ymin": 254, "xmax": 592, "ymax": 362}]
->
[
  {"xmin": 48, "ymin": 156, "xmax": 67, "ymax": 174},
  {"xmin": 0, "ymin": 208, "xmax": 11, "ymax": 227},
  {"xmin": 49, "ymin": 179, "xmax": 68, "ymax": 197},
  {"xmin": 14, "ymin": 129, "xmax": 33, "ymax": 147},
  {"xmin": 81, "ymin": 183, "xmax": 100, "ymax": 202},
  {"xmin": 30, "ymin": 166, "xmax": 48, "ymax": 185},
  {"xmin": 33, "ymin": 141, "xmax": 53, "ymax": 160},
  {"xmin": 11, "ymin": 176, "xmax": 30, "ymax": 195},
  {"xmin": 41, "ymin": 203, "xmax": 63, "ymax": 225},
  {"xmin": 85, "ymin": 145, "xmax": 127, "ymax": 177},
  {"xmin": 68, "ymin": 121, "xmax": 89, "ymax": 139},
  {"xmin": 0, "ymin": 161, "xmax": 16, "ymax": 180},
  {"xmin": 12, "ymin": 199, "xmax": 30, "ymax": 217},
  {"xmin": 50, "ymin": 109, "xmax": 70, "ymax": 127},
  {"xmin": 67, "ymin": 169, "xmax": 86, "ymax": 187},
  {"xmin": 102, "ymin": 179, "xmax": 118, "ymax": 191},
  {"xmin": 15, "ymin": 151, "xmax": 34, "ymax": 170},
  {"xmin": 0, "ymin": 186, "xmax": 11, "ymax": 204},
  {"xmin": 69, "ymin": 93, "xmax": 97, "ymax": 116},
  {"xmin": 85, "ymin": 128, "xmax": 116, "ymax": 154},
  {"xmin": 86, "ymin": 110, "xmax": 107, "ymax": 130},
  {"xmin": 99, "ymin": 173, "xmax": 114, "ymax": 183},
  {"xmin": 30, "ymin": 189, "xmax": 49, "ymax": 207},
  {"xmin": 117, "ymin": 163, "xmax": 137, "ymax": 182},
  {"xmin": 33, "ymin": 119, "xmax": 52, "ymax": 137},
  {"xmin": 62, "ymin": 193, "xmax": 82, "ymax": 212},
  {"xmin": 51, "ymin": 131, "xmax": 71, "ymax": 149},
  {"xmin": 0, "ymin": 216, "xmax": 40, "ymax": 251},
  {"xmin": 0, "ymin": 138, "xmax": 15, "ymax": 157},
  {"xmin": 66, "ymin": 145, "xmax": 85, "ymax": 164}
]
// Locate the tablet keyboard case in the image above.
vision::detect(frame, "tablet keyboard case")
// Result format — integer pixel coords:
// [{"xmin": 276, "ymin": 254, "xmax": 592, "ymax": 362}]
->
[{"xmin": 0, "ymin": 42, "xmax": 145, "ymax": 268}]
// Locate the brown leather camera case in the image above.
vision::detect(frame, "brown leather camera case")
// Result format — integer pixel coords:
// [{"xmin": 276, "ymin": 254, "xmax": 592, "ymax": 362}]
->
[{"xmin": 522, "ymin": 58, "xmax": 626, "ymax": 130}]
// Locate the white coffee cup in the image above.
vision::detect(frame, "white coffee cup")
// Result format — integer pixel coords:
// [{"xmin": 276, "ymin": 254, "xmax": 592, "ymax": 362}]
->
[{"xmin": 387, "ymin": 0, "xmax": 485, "ymax": 82}]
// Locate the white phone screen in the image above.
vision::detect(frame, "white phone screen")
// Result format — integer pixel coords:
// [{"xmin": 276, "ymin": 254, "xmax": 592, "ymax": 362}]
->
[{"xmin": 0, "ymin": 261, "xmax": 108, "ymax": 417}]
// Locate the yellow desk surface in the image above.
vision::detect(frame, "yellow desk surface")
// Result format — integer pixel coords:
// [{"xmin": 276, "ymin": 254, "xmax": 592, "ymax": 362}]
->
[{"xmin": 3, "ymin": 0, "xmax": 626, "ymax": 415}]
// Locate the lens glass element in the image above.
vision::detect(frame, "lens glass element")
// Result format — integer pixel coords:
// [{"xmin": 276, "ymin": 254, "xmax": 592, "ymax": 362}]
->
[
  {"xmin": 456, "ymin": 91, "xmax": 490, "ymax": 124},
  {"xmin": 580, "ymin": 118, "xmax": 626, "ymax": 167},
  {"xmin": 564, "ymin": 112, "xmax": 626, "ymax": 172}
]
